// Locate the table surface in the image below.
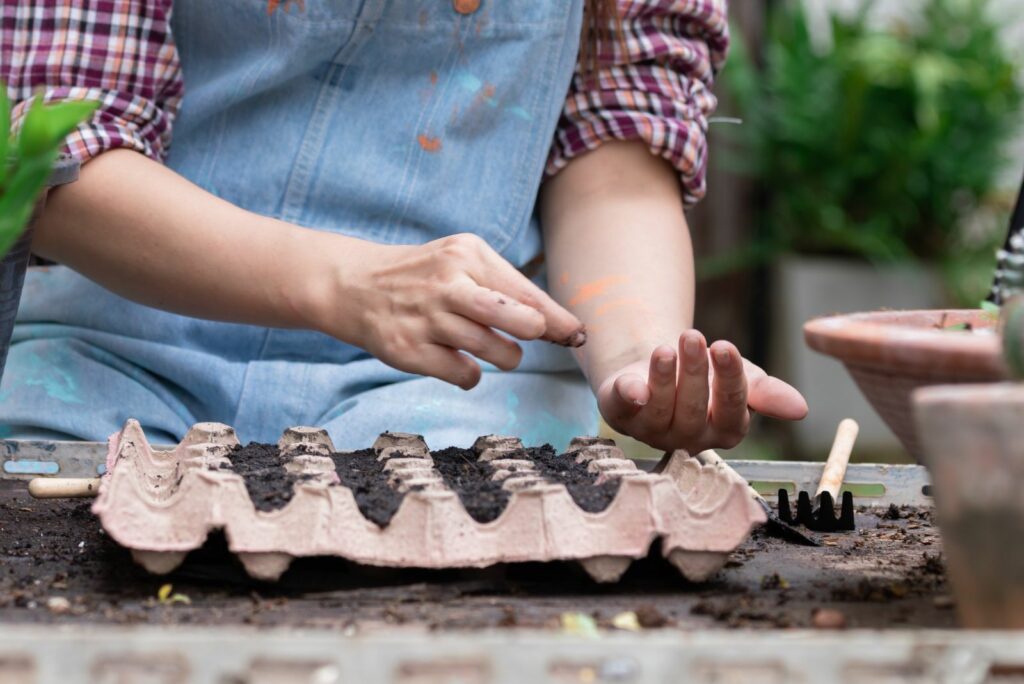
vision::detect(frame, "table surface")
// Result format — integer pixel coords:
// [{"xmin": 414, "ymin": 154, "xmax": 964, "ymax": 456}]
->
[{"xmin": 0, "ymin": 479, "xmax": 954, "ymax": 632}]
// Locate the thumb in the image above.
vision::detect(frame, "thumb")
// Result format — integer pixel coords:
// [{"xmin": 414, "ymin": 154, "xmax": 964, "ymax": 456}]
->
[{"xmin": 598, "ymin": 372, "xmax": 649, "ymax": 423}]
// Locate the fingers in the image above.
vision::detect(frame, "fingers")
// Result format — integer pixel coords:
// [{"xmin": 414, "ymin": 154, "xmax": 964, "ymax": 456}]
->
[
  {"xmin": 447, "ymin": 285, "xmax": 547, "ymax": 342},
  {"xmin": 638, "ymin": 345, "xmax": 677, "ymax": 432},
  {"xmin": 598, "ymin": 373, "xmax": 648, "ymax": 424},
  {"xmin": 473, "ymin": 248, "xmax": 586, "ymax": 347},
  {"xmin": 744, "ymin": 359, "xmax": 809, "ymax": 420},
  {"xmin": 673, "ymin": 330, "xmax": 710, "ymax": 438},
  {"xmin": 708, "ymin": 341, "xmax": 749, "ymax": 447},
  {"xmin": 431, "ymin": 312, "xmax": 523, "ymax": 371},
  {"xmin": 410, "ymin": 344, "xmax": 482, "ymax": 390}
]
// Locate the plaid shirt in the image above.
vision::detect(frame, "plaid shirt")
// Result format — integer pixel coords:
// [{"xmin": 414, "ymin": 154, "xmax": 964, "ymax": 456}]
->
[
  {"xmin": 2, "ymin": 0, "xmax": 726, "ymax": 205},
  {"xmin": 2, "ymin": 1, "xmax": 181, "ymax": 162}
]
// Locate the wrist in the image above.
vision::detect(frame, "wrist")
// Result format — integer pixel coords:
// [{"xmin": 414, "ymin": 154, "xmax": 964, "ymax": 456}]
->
[
  {"xmin": 584, "ymin": 343, "xmax": 657, "ymax": 392},
  {"xmin": 273, "ymin": 225, "xmax": 377, "ymax": 344}
]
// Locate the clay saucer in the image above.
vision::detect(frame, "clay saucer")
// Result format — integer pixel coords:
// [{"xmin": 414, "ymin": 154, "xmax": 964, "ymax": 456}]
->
[{"xmin": 804, "ymin": 309, "xmax": 1007, "ymax": 461}]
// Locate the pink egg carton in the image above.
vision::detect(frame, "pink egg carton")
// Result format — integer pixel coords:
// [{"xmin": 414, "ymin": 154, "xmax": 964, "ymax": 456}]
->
[{"xmin": 92, "ymin": 420, "xmax": 765, "ymax": 583}]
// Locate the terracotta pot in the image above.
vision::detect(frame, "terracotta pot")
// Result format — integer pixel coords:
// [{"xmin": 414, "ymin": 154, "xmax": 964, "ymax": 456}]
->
[
  {"xmin": 914, "ymin": 383, "xmax": 1024, "ymax": 628},
  {"xmin": 804, "ymin": 310, "xmax": 1008, "ymax": 461},
  {"xmin": 0, "ymin": 157, "xmax": 79, "ymax": 383}
]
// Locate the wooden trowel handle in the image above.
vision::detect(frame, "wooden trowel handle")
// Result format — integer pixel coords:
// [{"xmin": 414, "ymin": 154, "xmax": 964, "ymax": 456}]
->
[
  {"xmin": 28, "ymin": 478, "xmax": 101, "ymax": 499},
  {"xmin": 816, "ymin": 419, "xmax": 859, "ymax": 501}
]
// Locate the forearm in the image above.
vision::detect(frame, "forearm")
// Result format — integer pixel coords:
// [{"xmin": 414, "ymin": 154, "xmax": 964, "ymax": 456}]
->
[
  {"xmin": 541, "ymin": 141, "xmax": 695, "ymax": 388},
  {"xmin": 33, "ymin": 149, "xmax": 364, "ymax": 331}
]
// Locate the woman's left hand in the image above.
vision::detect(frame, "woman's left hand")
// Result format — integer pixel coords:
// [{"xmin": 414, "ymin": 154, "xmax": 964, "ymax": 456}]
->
[{"xmin": 596, "ymin": 330, "xmax": 808, "ymax": 453}]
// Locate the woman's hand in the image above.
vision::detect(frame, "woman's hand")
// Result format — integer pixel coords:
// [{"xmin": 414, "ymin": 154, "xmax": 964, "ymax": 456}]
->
[
  {"xmin": 309, "ymin": 233, "xmax": 586, "ymax": 390},
  {"xmin": 596, "ymin": 330, "xmax": 808, "ymax": 453}
]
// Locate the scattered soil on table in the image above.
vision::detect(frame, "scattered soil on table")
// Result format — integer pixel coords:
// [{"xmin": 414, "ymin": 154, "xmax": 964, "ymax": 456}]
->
[
  {"xmin": 0, "ymin": 482, "xmax": 957, "ymax": 631},
  {"xmin": 431, "ymin": 447, "xmax": 509, "ymax": 523},
  {"xmin": 221, "ymin": 443, "xmax": 312, "ymax": 513},
  {"xmin": 330, "ymin": 449, "xmax": 406, "ymax": 528},
  {"xmin": 527, "ymin": 446, "xmax": 621, "ymax": 513}
]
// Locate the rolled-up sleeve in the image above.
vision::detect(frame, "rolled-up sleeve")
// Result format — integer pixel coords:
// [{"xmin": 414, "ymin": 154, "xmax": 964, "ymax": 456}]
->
[
  {"xmin": 546, "ymin": 0, "xmax": 729, "ymax": 205},
  {"xmin": 1, "ymin": 1, "xmax": 183, "ymax": 163}
]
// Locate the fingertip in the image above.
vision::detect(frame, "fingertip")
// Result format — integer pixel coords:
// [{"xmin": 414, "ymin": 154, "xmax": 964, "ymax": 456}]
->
[
  {"xmin": 749, "ymin": 377, "xmax": 809, "ymax": 420},
  {"xmin": 709, "ymin": 340, "xmax": 740, "ymax": 370},
  {"xmin": 459, "ymin": 363, "xmax": 483, "ymax": 391},
  {"xmin": 791, "ymin": 391, "xmax": 809, "ymax": 420},
  {"xmin": 615, "ymin": 374, "xmax": 649, "ymax": 407},
  {"xmin": 651, "ymin": 345, "xmax": 677, "ymax": 375},
  {"xmin": 566, "ymin": 324, "xmax": 587, "ymax": 348}
]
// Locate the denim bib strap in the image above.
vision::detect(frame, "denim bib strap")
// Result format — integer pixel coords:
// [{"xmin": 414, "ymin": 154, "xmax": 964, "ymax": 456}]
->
[{"xmin": 168, "ymin": 0, "xmax": 584, "ymax": 258}]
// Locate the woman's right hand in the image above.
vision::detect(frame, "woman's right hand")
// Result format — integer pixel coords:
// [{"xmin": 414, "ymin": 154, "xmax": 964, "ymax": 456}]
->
[{"xmin": 305, "ymin": 233, "xmax": 586, "ymax": 389}]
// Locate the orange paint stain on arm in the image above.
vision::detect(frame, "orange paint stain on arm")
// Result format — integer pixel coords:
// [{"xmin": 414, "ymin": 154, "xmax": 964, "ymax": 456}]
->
[
  {"xmin": 568, "ymin": 275, "xmax": 628, "ymax": 307},
  {"xmin": 559, "ymin": 272, "xmax": 570, "ymax": 286},
  {"xmin": 593, "ymin": 297, "xmax": 646, "ymax": 318},
  {"xmin": 417, "ymin": 134, "xmax": 442, "ymax": 153}
]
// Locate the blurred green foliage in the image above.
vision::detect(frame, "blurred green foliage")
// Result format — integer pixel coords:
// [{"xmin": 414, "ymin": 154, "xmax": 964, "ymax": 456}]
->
[
  {"xmin": 718, "ymin": 0, "xmax": 1023, "ymax": 294},
  {"xmin": 0, "ymin": 88, "xmax": 96, "ymax": 257}
]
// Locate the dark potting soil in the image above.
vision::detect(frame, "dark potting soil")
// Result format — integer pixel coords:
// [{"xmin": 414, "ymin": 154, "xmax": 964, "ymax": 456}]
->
[
  {"xmin": 222, "ymin": 443, "xmax": 312, "ymax": 513},
  {"xmin": 527, "ymin": 445, "xmax": 621, "ymax": 513},
  {"xmin": 431, "ymin": 445, "xmax": 622, "ymax": 522},
  {"xmin": 0, "ymin": 483, "xmax": 956, "ymax": 631},
  {"xmin": 330, "ymin": 449, "xmax": 406, "ymax": 528},
  {"xmin": 431, "ymin": 447, "xmax": 510, "ymax": 524}
]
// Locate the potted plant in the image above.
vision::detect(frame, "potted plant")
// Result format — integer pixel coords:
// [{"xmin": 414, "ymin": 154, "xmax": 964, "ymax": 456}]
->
[
  {"xmin": 718, "ymin": 0, "xmax": 1022, "ymax": 458},
  {"xmin": 912, "ymin": 296, "xmax": 1024, "ymax": 628},
  {"xmin": 0, "ymin": 87, "xmax": 96, "ymax": 381}
]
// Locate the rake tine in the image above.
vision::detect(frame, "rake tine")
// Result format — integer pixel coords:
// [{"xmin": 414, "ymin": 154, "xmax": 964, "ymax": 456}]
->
[
  {"xmin": 778, "ymin": 488, "xmax": 795, "ymax": 524},
  {"xmin": 838, "ymin": 491, "xmax": 856, "ymax": 531},
  {"xmin": 814, "ymin": 491, "xmax": 837, "ymax": 532},
  {"xmin": 796, "ymin": 490, "xmax": 814, "ymax": 527}
]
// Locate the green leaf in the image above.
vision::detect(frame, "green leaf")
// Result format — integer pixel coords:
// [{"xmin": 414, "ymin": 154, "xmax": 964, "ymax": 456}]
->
[
  {"xmin": 17, "ymin": 98, "xmax": 98, "ymax": 159},
  {"xmin": 981, "ymin": 300, "xmax": 1001, "ymax": 315}
]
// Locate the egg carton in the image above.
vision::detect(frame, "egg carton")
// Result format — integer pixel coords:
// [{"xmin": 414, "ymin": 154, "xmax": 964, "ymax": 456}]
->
[{"xmin": 92, "ymin": 420, "xmax": 765, "ymax": 583}]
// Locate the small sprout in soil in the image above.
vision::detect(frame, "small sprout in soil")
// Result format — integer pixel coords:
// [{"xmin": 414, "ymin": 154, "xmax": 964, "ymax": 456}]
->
[
  {"xmin": 157, "ymin": 584, "xmax": 191, "ymax": 606},
  {"xmin": 610, "ymin": 611, "xmax": 641, "ymax": 631},
  {"xmin": 760, "ymin": 573, "xmax": 790, "ymax": 590},
  {"xmin": 560, "ymin": 611, "xmax": 600, "ymax": 638}
]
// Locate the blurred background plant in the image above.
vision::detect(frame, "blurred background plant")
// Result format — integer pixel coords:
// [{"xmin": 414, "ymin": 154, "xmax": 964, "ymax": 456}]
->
[{"xmin": 714, "ymin": 0, "xmax": 1023, "ymax": 305}]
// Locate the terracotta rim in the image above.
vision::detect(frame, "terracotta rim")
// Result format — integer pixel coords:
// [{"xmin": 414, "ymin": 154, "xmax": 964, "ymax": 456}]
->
[{"xmin": 803, "ymin": 309, "xmax": 1007, "ymax": 380}]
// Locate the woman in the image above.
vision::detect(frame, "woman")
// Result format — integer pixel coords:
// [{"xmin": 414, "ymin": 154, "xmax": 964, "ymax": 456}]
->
[{"xmin": 0, "ymin": 0, "xmax": 806, "ymax": 450}]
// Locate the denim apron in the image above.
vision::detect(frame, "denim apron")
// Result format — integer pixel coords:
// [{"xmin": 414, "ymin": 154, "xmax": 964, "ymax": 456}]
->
[{"xmin": 0, "ymin": 0, "xmax": 597, "ymax": 449}]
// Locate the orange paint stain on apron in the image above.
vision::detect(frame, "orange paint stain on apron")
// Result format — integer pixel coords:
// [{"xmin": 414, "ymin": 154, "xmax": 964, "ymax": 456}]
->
[
  {"xmin": 266, "ymin": 0, "xmax": 304, "ymax": 15},
  {"xmin": 453, "ymin": 0, "xmax": 481, "ymax": 15},
  {"xmin": 417, "ymin": 134, "xmax": 443, "ymax": 152}
]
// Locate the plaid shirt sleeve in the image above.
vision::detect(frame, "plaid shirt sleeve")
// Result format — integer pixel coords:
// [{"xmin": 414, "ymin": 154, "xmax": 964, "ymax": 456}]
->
[
  {"xmin": 1, "ymin": 1, "xmax": 183, "ymax": 164},
  {"xmin": 546, "ymin": 0, "xmax": 729, "ymax": 205}
]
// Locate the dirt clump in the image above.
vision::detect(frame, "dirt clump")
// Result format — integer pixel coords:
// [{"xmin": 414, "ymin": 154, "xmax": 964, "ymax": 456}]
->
[
  {"xmin": 331, "ymin": 449, "xmax": 408, "ymax": 528},
  {"xmin": 527, "ymin": 446, "xmax": 621, "ymax": 513},
  {"xmin": 222, "ymin": 443, "xmax": 312, "ymax": 512},
  {"xmin": 431, "ymin": 447, "xmax": 510, "ymax": 523}
]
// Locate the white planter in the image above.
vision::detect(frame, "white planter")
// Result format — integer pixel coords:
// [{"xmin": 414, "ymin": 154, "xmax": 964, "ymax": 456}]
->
[{"xmin": 772, "ymin": 256, "xmax": 946, "ymax": 458}]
